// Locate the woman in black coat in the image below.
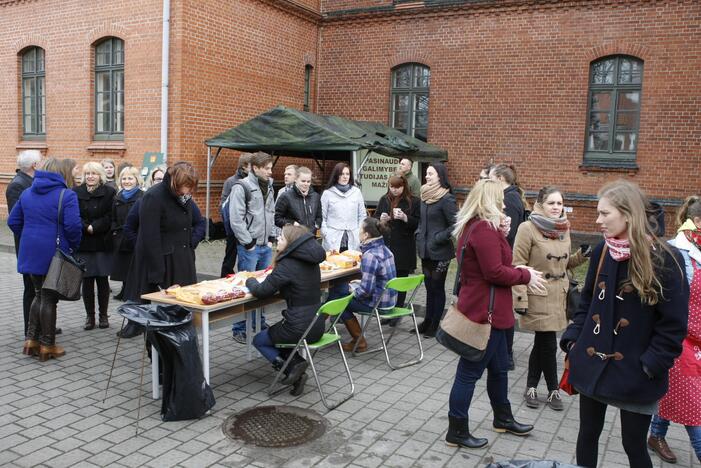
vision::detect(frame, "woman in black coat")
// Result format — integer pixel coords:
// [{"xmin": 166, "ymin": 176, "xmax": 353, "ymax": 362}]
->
[
  {"xmin": 374, "ymin": 174, "xmax": 420, "ymax": 309},
  {"xmin": 415, "ymin": 163, "xmax": 457, "ymax": 338},
  {"xmin": 74, "ymin": 162, "xmax": 116, "ymax": 330},
  {"xmin": 560, "ymin": 180, "xmax": 688, "ymax": 468},
  {"xmin": 490, "ymin": 163, "xmax": 529, "ymax": 369},
  {"xmin": 247, "ymin": 225, "xmax": 326, "ymax": 396},
  {"xmin": 274, "ymin": 166, "xmax": 322, "ymax": 234},
  {"xmin": 124, "ymin": 162, "xmax": 202, "ymax": 303},
  {"xmin": 110, "ymin": 166, "xmax": 144, "ymax": 300}
]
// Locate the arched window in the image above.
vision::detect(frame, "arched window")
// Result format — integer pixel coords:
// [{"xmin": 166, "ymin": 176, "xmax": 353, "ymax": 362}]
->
[
  {"xmin": 390, "ymin": 63, "xmax": 430, "ymax": 142},
  {"xmin": 585, "ymin": 55, "xmax": 643, "ymax": 164},
  {"xmin": 304, "ymin": 64, "xmax": 313, "ymax": 112},
  {"xmin": 94, "ymin": 37, "xmax": 124, "ymax": 139},
  {"xmin": 21, "ymin": 47, "xmax": 45, "ymax": 138}
]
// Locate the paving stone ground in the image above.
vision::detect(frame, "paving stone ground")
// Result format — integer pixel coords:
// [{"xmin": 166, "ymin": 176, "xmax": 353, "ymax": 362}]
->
[{"xmin": 0, "ymin": 224, "xmax": 698, "ymax": 467}]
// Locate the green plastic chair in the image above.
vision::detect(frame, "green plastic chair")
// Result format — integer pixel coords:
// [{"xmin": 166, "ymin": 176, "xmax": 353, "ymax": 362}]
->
[
  {"xmin": 352, "ymin": 274, "xmax": 425, "ymax": 370},
  {"xmin": 269, "ymin": 294, "xmax": 355, "ymax": 410}
]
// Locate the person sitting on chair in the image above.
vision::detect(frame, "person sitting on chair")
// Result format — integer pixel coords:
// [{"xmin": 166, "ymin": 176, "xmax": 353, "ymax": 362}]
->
[
  {"xmin": 337, "ymin": 217, "xmax": 397, "ymax": 352},
  {"xmin": 246, "ymin": 224, "xmax": 326, "ymax": 396}
]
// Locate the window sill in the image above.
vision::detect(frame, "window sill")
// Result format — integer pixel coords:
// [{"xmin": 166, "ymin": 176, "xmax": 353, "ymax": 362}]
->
[
  {"xmin": 87, "ymin": 141, "xmax": 126, "ymax": 157},
  {"xmin": 16, "ymin": 141, "xmax": 48, "ymax": 151},
  {"xmin": 579, "ymin": 160, "xmax": 639, "ymax": 174}
]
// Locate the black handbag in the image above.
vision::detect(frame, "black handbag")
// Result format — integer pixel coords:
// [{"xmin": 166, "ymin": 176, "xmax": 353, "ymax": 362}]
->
[
  {"xmin": 436, "ymin": 221, "xmax": 495, "ymax": 362},
  {"xmin": 566, "ymin": 275, "xmax": 581, "ymax": 322},
  {"xmin": 42, "ymin": 189, "xmax": 85, "ymax": 301}
]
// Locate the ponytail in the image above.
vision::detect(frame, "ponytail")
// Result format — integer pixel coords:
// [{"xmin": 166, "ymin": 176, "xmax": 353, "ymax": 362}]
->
[
  {"xmin": 676, "ymin": 195, "xmax": 701, "ymax": 228},
  {"xmin": 491, "ymin": 163, "xmax": 530, "ymax": 210}
]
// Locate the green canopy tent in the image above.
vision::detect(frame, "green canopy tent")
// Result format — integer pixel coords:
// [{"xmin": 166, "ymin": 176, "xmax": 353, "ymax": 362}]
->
[{"xmin": 203, "ymin": 105, "xmax": 447, "ymax": 239}]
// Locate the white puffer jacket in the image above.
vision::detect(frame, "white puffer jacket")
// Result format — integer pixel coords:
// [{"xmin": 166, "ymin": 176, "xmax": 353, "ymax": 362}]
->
[{"xmin": 320, "ymin": 186, "xmax": 366, "ymax": 251}]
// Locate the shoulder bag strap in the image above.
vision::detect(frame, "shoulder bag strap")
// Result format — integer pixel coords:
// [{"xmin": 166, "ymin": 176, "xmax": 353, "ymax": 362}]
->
[
  {"xmin": 55, "ymin": 189, "xmax": 66, "ymax": 247},
  {"xmin": 592, "ymin": 245, "xmax": 608, "ymax": 300},
  {"xmin": 452, "ymin": 219, "xmax": 483, "ymax": 296}
]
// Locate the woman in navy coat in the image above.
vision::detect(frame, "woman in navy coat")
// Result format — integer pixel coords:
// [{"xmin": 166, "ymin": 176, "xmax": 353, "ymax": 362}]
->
[
  {"xmin": 560, "ymin": 180, "xmax": 688, "ymax": 468},
  {"xmin": 8, "ymin": 159, "xmax": 82, "ymax": 361}
]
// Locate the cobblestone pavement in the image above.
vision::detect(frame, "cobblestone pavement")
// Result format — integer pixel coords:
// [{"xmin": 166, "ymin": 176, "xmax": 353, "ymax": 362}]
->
[{"xmin": 0, "ymin": 225, "xmax": 698, "ymax": 467}]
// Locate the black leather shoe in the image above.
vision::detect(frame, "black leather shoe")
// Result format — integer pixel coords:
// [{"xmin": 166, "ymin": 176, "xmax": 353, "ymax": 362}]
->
[
  {"xmin": 281, "ymin": 354, "xmax": 308, "ymax": 385},
  {"xmin": 290, "ymin": 373, "xmax": 308, "ymax": 396},
  {"xmin": 492, "ymin": 403, "xmax": 533, "ymax": 436},
  {"xmin": 410, "ymin": 320, "xmax": 430, "ymax": 334},
  {"xmin": 445, "ymin": 416, "xmax": 488, "ymax": 448}
]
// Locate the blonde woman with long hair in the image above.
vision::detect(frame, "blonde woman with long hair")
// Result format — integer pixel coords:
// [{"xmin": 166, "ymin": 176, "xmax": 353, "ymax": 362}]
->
[
  {"xmin": 560, "ymin": 180, "xmax": 688, "ymax": 468},
  {"xmin": 445, "ymin": 179, "xmax": 545, "ymax": 449}
]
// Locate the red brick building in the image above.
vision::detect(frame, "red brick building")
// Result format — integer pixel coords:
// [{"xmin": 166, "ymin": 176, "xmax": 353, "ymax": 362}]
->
[{"xmin": 2, "ymin": 0, "xmax": 699, "ymax": 233}]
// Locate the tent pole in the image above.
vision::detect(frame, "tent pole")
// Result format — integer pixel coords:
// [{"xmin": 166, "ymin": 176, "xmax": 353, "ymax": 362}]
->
[{"xmin": 205, "ymin": 146, "xmax": 212, "ymax": 241}]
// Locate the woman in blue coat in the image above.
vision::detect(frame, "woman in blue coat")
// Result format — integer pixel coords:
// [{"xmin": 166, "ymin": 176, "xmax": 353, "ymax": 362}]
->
[
  {"xmin": 8, "ymin": 158, "xmax": 82, "ymax": 361},
  {"xmin": 560, "ymin": 180, "xmax": 688, "ymax": 468}
]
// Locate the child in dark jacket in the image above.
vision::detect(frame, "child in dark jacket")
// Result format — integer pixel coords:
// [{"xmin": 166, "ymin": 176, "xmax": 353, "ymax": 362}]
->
[{"xmin": 337, "ymin": 217, "xmax": 397, "ymax": 352}]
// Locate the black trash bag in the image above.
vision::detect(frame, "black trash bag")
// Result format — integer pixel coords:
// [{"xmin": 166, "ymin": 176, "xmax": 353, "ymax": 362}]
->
[
  {"xmin": 117, "ymin": 302, "xmax": 192, "ymax": 328},
  {"xmin": 147, "ymin": 323, "xmax": 215, "ymax": 421},
  {"xmin": 486, "ymin": 461, "xmax": 581, "ymax": 468},
  {"xmin": 119, "ymin": 303, "xmax": 215, "ymax": 421}
]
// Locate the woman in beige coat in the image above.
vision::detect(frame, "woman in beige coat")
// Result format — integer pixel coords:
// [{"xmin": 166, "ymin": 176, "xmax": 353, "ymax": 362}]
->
[{"xmin": 512, "ymin": 186, "xmax": 589, "ymax": 410}]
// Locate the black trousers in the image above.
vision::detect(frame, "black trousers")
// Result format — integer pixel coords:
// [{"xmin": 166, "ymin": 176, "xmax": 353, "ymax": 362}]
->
[
  {"xmin": 505, "ymin": 326, "xmax": 514, "ymax": 358},
  {"xmin": 82, "ymin": 276, "xmax": 110, "ymax": 316},
  {"xmin": 22, "ymin": 273, "xmax": 36, "ymax": 336},
  {"xmin": 421, "ymin": 259, "xmax": 449, "ymax": 324},
  {"xmin": 395, "ymin": 269, "xmax": 410, "ymax": 308},
  {"xmin": 220, "ymin": 234, "xmax": 238, "ymax": 277},
  {"xmin": 526, "ymin": 331, "xmax": 558, "ymax": 391},
  {"xmin": 577, "ymin": 394, "xmax": 653, "ymax": 468}
]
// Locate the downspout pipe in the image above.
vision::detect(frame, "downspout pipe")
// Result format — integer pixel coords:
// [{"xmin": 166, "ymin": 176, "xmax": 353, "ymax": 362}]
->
[{"xmin": 160, "ymin": 0, "xmax": 171, "ymax": 161}]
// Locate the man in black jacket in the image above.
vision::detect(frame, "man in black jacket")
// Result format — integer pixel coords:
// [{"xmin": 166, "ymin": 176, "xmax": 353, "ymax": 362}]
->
[
  {"xmin": 5, "ymin": 150, "xmax": 42, "ymax": 336},
  {"xmin": 274, "ymin": 166, "xmax": 322, "ymax": 234}
]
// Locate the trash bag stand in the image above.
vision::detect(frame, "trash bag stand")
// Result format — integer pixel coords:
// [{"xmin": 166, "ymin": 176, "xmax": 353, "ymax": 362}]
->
[{"xmin": 103, "ymin": 317, "xmax": 151, "ymax": 435}]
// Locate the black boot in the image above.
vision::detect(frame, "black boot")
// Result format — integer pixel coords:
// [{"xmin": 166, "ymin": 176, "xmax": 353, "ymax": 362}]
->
[
  {"xmin": 290, "ymin": 373, "xmax": 308, "ymax": 396},
  {"xmin": 445, "ymin": 416, "xmax": 488, "ymax": 448},
  {"xmin": 492, "ymin": 403, "xmax": 533, "ymax": 436},
  {"xmin": 281, "ymin": 353, "xmax": 308, "ymax": 385}
]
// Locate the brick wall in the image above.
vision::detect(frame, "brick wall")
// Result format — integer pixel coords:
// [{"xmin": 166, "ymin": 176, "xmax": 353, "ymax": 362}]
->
[
  {"xmin": 170, "ymin": 0, "xmax": 319, "ymax": 215},
  {"xmin": 316, "ymin": 0, "xmax": 701, "ymax": 233},
  {"xmin": 0, "ymin": 0, "xmax": 164, "ymax": 215}
]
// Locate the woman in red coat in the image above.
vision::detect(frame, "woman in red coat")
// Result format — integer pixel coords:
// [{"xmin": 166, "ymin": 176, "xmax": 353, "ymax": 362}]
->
[
  {"xmin": 648, "ymin": 195, "xmax": 701, "ymax": 464},
  {"xmin": 445, "ymin": 179, "xmax": 545, "ymax": 449}
]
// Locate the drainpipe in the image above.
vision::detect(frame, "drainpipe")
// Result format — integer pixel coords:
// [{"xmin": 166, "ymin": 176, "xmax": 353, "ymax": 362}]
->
[{"xmin": 160, "ymin": 0, "xmax": 171, "ymax": 161}]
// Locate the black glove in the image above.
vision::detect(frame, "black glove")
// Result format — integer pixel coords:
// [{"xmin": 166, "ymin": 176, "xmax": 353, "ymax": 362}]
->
[
  {"xmin": 514, "ymin": 308, "xmax": 528, "ymax": 316},
  {"xmin": 244, "ymin": 239, "xmax": 257, "ymax": 250},
  {"xmin": 579, "ymin": 244, "xmax": 591, "ymax": 258}
]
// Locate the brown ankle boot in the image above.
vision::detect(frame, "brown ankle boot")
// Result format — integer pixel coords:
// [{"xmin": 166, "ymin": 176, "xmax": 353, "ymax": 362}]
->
[
  {"xmin": 22, "ymin": 339, "xmax": 40, "ymax": 356},
  {"xmin": 648, "ymin": 436, "xmax": 677, "ymax": 463},
  {"xmin": 84, "ymin": 315, "xmax": 95, "ymax": 330},
  {"xmin": 38, "ymin": 344, "xmax": 65, "ymax": 362},
  {"xmin": 342, "ymin": 317, "xmax": 367, "ymax": 352}
]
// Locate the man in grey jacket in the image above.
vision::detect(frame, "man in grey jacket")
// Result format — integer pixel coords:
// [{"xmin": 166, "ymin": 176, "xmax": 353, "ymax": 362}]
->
[
  {"xmin": 219, "ymin": 152, "xmax": 252, "ymax": 277},
  {"xmin": 228, "ymin": 151, "xmax": 275, "ymax": 341},
  {"xmin": 398, "ymin": 158, "xmax": 421, "ymax": 197}
]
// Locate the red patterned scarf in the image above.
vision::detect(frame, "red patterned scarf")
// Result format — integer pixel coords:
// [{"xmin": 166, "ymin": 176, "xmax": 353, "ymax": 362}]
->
[
  {"xmin": 684, "ymin": 230, "xmax": 701, "ymax": 251},
  {"xmin": 604, "ymin": 235, "xmax": 631, "ymax": 262}
]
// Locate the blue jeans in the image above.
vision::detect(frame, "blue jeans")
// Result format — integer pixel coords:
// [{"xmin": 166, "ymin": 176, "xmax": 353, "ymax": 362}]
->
[
  {"xmin": 236, "ymin": 244, "xmax": 272, "ymax": 272},
  {"xmin": 232, "ymin": 244, "xmax": 272, "ymax": 334},
  {"xmin": 340, "ymin": 297, "xmax": 373, "ymax": 321},
  {"xmin": 650, "ymin": 414, "xmax": 701, "ymax": 461},
  {"xmin": 252, "ymin": 329, "xmax": 279, "ymax": 364},
  {"xmin": 448, "ymin": 328, "xmax": 509, "ymax": 418}
]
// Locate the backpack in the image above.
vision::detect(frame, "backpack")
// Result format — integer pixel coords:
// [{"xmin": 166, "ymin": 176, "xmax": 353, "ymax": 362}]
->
[{"xmin": 221, "ymin": 181, "xmax": 252, "ymax": 237}]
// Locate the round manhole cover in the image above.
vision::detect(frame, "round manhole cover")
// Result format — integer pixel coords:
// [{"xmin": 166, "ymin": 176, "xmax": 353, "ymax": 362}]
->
[{"xmin": 222, "ymin": 405, "xmax": 327, "ymax": 448}]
